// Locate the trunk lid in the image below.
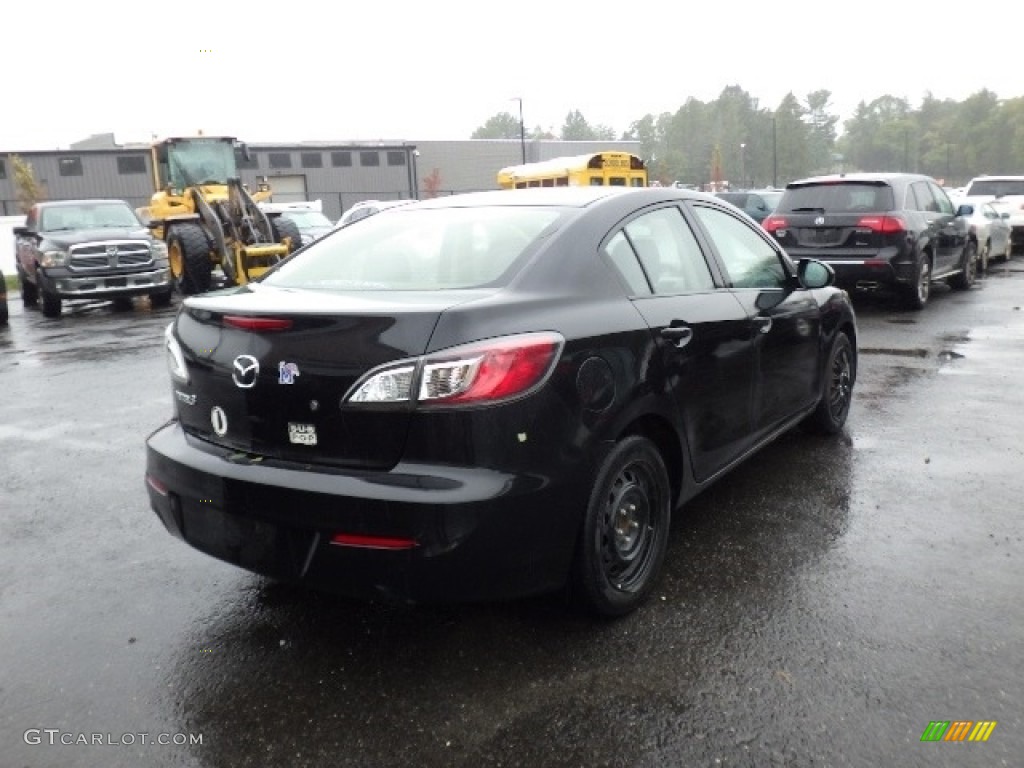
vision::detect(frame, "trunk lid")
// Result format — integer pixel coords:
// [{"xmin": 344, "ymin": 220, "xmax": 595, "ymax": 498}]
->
[{"xmin": 172, "ymin": 285, "xmax": 483, "ymax": 469}]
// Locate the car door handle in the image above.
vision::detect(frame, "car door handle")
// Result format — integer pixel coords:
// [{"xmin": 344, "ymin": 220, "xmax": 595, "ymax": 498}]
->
[
  {"xmin": 661, "ymin": 325, "xmax": 694, "ymax": 349},
  {"xmin": 753, "ymin": 316, "xmax": 772, "ymax": 334}
]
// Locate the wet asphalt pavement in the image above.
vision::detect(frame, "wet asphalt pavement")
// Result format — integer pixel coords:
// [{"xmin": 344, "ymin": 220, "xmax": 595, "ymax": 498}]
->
[{"xmin": 1, "ymin": 267, "xmax": 1022, "ymax": 768}]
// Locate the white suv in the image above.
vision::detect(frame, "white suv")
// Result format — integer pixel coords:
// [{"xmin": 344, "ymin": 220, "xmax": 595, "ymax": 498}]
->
[{"xmin": 962, "ymin": 176, "xmax": 1024, "ymax": 258}]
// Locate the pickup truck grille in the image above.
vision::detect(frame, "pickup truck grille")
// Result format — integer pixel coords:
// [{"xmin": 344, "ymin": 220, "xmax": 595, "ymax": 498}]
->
[{"xmin": 69, "ymin": 240, "xmax": 152, "ymax": 270}]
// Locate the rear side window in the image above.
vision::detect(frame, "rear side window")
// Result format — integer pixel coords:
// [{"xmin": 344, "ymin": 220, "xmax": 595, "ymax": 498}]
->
[{"xmin": 777, "ymin": 183, "xmax": 895, "ymax": 214}]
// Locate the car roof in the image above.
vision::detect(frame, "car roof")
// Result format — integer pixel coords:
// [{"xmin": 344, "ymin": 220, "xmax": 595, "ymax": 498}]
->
[
  {"xmin": 786, "ymin": 172, "xmax": 939, "ymax": 187},
  {"xmin": 409, "ymin": 186, "xmax": 721, "ymax": 210}
]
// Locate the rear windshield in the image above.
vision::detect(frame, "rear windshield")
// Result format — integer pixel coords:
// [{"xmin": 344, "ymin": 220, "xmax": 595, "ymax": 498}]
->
[
  {"xmin": 261, "ymin": 206, "xmax": 564, "ymax": 291},
  {"xmin": 966, "ymin": 178, "xmax": 1024, "ymax": 197},
  {"xmin": 777, "ymin": 183, "xmax": 895, "ymax": 214}
]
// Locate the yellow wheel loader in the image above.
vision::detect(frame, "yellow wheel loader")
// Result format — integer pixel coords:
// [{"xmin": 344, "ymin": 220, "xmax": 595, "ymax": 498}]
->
[{"xmin": 138, "ymin": 136, "xmax": 302, "ymax": 295}]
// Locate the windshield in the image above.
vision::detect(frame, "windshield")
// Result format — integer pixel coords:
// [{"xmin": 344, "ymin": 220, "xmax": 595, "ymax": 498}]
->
[
  {"xmin": 967, "ymin": 178, "xmax": 1024, "ymax": 197},
  {"xmin": 39, "ymin": 203, "xmax": 141, "ymax": 231},
  {"xmin": 283, "ymin": 211, "xmax": 333, "ymax": 229},
  {"xmin": 261, "ymin": 206, "xmax": 563, "ymax": 291},
  {"xmin": 167, "ymin": 139, "xmax": 237, "ymax": 187},
  {"xmin": 777, "ymin": 183, "xmax": 895, "ymax": 214}
]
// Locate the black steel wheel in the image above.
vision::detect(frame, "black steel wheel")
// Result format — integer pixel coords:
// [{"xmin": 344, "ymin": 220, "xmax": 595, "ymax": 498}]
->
[
  {"xmin": 573, "ymin": 435, "xmax": 671, "ymax": 618},
  {"xmin": 805, "ymin": 331, "xmax": 856, "ymax": 435}
]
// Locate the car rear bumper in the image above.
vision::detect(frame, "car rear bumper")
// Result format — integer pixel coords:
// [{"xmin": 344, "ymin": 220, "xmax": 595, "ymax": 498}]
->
[
  {"xmin": 812, "ymin": 250, "xmax": 913, "ymax": 291},
  {"xmin": 144, "ymin": 420, "xmax": 583, "ymax": 604}
]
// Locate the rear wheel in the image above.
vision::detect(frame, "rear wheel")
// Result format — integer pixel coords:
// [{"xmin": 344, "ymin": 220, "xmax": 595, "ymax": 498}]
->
[
  {"xmin": 949, "ymin": 240, "xmax": 977, "ymax": 290},
  {"xmin": 902, "ymin": 254, "xmax": 931, "ymax": 310},
  {"xmin": 19, "ymin": 269, "xmax": 38, "ymax": 307},
  {"xmin": 149, "ymin": 287, "xmax": 173, "ymax": 308},
  {"xmin": 167, "ymin": 224, "xmax": 212, "ymax": 295},
  {"xmin": 572, "ymin": 435, "xmax": 671, "ymax": 618},
  {"xmin": 980, "ymin": 240, "xmax": 990, "ymax": 272}
]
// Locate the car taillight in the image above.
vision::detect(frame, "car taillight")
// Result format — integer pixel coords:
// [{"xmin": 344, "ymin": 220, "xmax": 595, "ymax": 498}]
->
[
  {"xmin": 223, "ymin": 315, "xmax": 294, "ymax": 331},
  {"xmin": 345, "ymin": 332, "xmax": 564, "ymax": 407},
  {"xmin": 857, "ymin": 215, "xmax": 906, "ymax": 234},
  {"xmin": 762, "ymin": 215, "xmax": 787, "ymax": 233}
]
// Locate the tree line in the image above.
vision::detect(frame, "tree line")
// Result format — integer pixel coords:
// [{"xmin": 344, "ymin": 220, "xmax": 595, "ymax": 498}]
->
[{"xmin": 472, "ymin": 87, "xmax": 1024, "ymax": 189}]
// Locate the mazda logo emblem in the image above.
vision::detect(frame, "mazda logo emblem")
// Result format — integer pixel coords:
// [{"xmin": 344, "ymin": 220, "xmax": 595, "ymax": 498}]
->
[
  {"xmin": 232, "ymin": 355, "xmax": 260, "ymax": 389},
  {"xmin": 210, "ymin": 406, "xmax": 228, "ymax": 436}
]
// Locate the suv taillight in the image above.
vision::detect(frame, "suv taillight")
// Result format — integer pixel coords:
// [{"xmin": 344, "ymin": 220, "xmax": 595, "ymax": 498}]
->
[
  {"xmin": 762, "ymin": 215, "xmax": 787, "ymax": 233},
  {"xmin": 857, "ymin": 215, "xmax": 906, "ymax": 234}
]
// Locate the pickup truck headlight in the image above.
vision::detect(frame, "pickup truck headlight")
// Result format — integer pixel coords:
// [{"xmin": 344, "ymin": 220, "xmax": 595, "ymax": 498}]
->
[
  {"xmin": 40, "ymin": 249, "xmax": 69, "ymax": 268},
  {"xmin": 151, "ymin": 240, "xmax": 169, "ymax": 260}
]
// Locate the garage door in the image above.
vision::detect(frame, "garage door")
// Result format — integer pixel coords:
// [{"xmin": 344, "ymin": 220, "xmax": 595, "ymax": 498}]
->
[{"xmin": 268, "ymin": 175, "xmax": 308, "ymax": 203}]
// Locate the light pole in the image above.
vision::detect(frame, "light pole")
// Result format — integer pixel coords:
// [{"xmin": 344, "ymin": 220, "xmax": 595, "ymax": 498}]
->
[
  {"xmin": 772, "ymin": 117, "xmax": 778, "ymax": 188},
  {"xmin": 511, "ymin": 97, "xmax": 526, "ymax": 164},
  {"xmin": 739, "ymin": 143, "xmax": 746, "ymax": 189}
]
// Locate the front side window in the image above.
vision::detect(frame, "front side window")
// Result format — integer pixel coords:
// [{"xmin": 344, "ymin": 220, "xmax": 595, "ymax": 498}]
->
[{"xmin": 694, "ymin": 205, "xmax": 787, "ymax": 289}]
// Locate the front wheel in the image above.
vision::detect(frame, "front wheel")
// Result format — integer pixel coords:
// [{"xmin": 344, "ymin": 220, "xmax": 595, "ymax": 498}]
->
[
  {"xmin": 949, "ymin": 240, "xmax": 977, "ymax": 290},
  {"xmin": 804, "ymin": 331, "xmax": 856, "ymax": 435},
  {"xmin": 572, "ymin": 435, "xmax": 671, "ymax": 618}
]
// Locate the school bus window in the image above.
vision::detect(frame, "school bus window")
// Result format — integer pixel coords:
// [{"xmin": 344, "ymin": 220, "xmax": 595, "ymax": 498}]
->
[
  {"xmin": 590, "ymin": 177, "xmax": 603, "ymax": 186},
  {"xmin": 516, "ymin": 182, "xmax": 527, "ymax": 189},
  {"xmin": 556, "ymin": 177, "xmax": 569, "ymax": 186},
  {"xmin": 529, "ymin": 180, "xmax": 541, "ymax": 187},
  {"xmin": 610, "ymin": 177, "xmax": 626, "ymax": 186},
  {"xmin": 542, "ymin": 178, "xmax": 554, "ymax": 187},
  {"xmin": 632, "ymin": 178, "xmax": 645, "ymax": 187}
]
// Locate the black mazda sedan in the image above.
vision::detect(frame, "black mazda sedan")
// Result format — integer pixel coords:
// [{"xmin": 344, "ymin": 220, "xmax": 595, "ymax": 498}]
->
[{"xmin": 145, "ymin": 187, "xmax": 858, "ymax": 617}]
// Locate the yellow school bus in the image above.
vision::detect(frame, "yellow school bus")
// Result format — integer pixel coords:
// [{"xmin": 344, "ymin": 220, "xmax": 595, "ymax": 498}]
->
[{"xmin": 497, "ymin": 152, "xmax": 648, "ymax": 189}]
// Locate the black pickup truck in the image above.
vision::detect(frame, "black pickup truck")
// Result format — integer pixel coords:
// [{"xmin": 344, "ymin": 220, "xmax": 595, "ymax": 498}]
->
[{"xmin": 14, "ymin": 199, "xmax": 173, "ymax": 318}]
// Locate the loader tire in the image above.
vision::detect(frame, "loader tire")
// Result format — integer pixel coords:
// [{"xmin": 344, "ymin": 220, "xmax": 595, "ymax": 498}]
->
[
  {"xmin": 168, "ymin": 223, "xmax": 212, "ymax": 296},
  {"xmin": 271, "ymin": 217, "xmax": 304, "ymax": 256}
]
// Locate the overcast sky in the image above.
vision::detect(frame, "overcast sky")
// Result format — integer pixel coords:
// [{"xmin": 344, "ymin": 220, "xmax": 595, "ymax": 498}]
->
[{"xmin": 4, "ymin": 1, "xmax": 1023, "ymax": 151}]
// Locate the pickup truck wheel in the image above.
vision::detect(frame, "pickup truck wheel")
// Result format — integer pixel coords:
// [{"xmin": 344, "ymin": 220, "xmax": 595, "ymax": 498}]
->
[
  {"xmin": 149, "ymin": 288, "xmax": 173, "ymax": 308},
  {"xmin": 40, "ymin": 287, "xmax": 61, "ymax": 318},
  {"xmin": 19, "ymin": 270, "xmax": 38, "ymax": 307},
  {"xmin": 168, "ymin": 224, "xmax": 212, "ymax": 295},
  {"xmin": 949, "ymin": 240, "xmax": 977, "ymax": 290},
  {"xmin": 902, "ymin": 255, "xmax": 931, "ymax": 310},
  {"xmin": 572, "ymin": 435, "xmax": 671, "ymax": 618}
]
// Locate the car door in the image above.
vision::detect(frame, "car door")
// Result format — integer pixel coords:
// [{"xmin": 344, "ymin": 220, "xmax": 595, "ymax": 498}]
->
[
  {"xmin": 687, "ymin": 202, "xmax": 823, "ymax": 441},
  {"xmin": 911, "ymin": 181, "xmax": 961, "ymax": 273},
  {"xmin": 15, "ymin": 205, "xmax": 41, "ymax": 281},
  {"xmin": 603, "ymin": 204, "xmax": 759, "ymax": 482}
]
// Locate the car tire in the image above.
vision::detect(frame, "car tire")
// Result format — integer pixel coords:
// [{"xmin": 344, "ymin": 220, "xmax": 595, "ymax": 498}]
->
[
  {"xmin": 572, "ymin": 435, "xmax": 671, "ymax": 618},
  {"xmin": 980, "ymin": 240, "xmax": 990, "ymax": 272},
  {"xmin": 40, "ymin": 286, "xmax": 61, "ymax": 318},
  {"xmin": 804, "ymin": 331, "xmax": 856, "ymax": 435},
  {"xmin": 111, "ymin": 296, "xmax": 135, "ymax": 312},
  {"xmin": 19, "ymin": 269, "xmax": 38, "ymax": 308},
  {"xmin": 0, "ymin": 296, "xmax": 7, "ymax": 326},
  {"xmin": 149, "ymin": 287, "xmax": 173, "ymax": 308},
  {"xmin": 949, "ymin": 240, "xmax": 977, "ymax": 290},
  {"xmin": 167, "ymin": 224, "xmax": 212, "ymax": 296},
  {"xmin": 902, "ymin": 254, "xmax": 931, "ymax": 310}
]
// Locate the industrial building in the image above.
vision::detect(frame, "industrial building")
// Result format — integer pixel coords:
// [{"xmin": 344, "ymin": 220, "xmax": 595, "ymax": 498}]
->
[{"xmin": 0, "ymin": 134, "xmax": 642, "ymax": 223}]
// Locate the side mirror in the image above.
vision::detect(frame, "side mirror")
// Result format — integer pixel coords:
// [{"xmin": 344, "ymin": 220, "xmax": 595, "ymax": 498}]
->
[
  {"xmin": 1001, "ymin": 212, "xmax": 1010, "ymax": 220},
  {"xmin": 955, "ymin": 204, "xmax": 973, "ymax": 217},
  {"xmin": 797, "ymin": 258, "xmax": 835, "ymax": 289},
  {"xmin": 13, "ymin": 226, "xmax": 29, "ymax": 237}
]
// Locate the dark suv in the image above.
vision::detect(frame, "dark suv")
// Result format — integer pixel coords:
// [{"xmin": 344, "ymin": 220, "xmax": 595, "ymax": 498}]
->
[{"xmin": 762, "ymin": 173, "xmax": 976, "ymax": 309}]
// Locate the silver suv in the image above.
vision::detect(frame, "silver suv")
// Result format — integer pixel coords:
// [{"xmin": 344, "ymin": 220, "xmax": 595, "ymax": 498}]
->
[{"xmin": 962, "ymin": 175, "xmax": 1024, "ymax": 258}]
